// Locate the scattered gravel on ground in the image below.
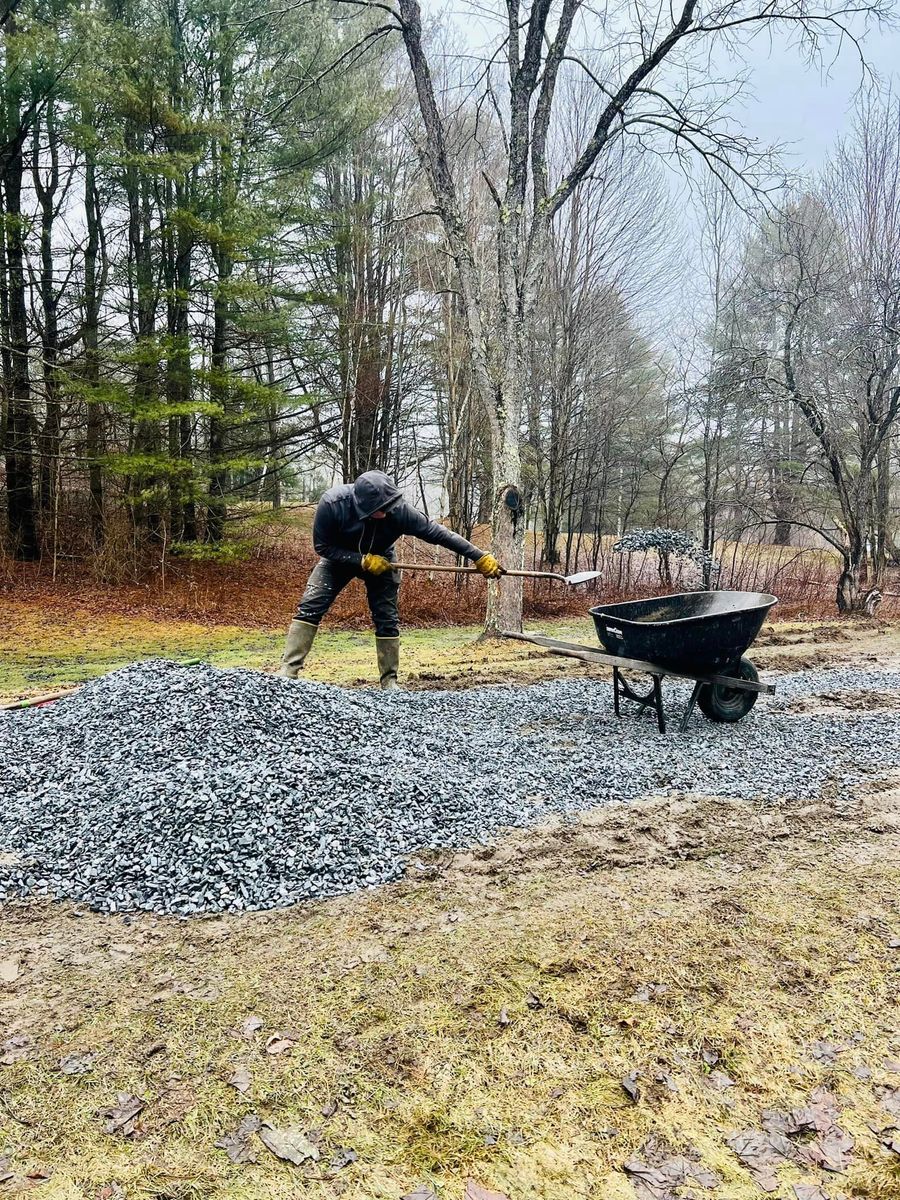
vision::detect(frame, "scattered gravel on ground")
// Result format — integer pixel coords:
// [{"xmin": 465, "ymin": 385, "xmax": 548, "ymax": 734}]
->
[{"xmin": 1, "ymin": 660, "xmax": 899, "ymax": 915}]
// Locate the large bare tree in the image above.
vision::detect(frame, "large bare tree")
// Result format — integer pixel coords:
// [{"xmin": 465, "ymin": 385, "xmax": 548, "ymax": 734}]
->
[
  {"xmin": 336, "ymin": 0, "xmax": 889, "ymax": 631},
  {"xmin": 733, "ymin": 98, "xmax": 900, "ymax": 610}
]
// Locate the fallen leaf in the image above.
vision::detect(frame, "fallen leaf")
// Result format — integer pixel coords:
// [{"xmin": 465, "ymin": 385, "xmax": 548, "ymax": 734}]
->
[
  {"xmin": 321, "ymin": 1099, "xmax": 338, "ymax": 1118},
  {"xmin": 621, "ymin": 1070, "xmax": 641, "ymax": 1102},
  {"xmin": 215, "ymin": 1114, "xmax": 261, "ymax": 1164},
  {"xmin": 95, "ymin": 1186, "xmax": 125, "ymax": 1200},
  {"xmin": 258, "ymin": 1124, "xmax": 319, "ymax": 1165},
  {"xmin": 851, "ymin": 1064, "xmax": 872, "ymax": 1080},
  {"xmin": 701, "ymin": 1046, "xmax": 720, "ymax": 1066},
  {"xmin": 806, "ymin": 1087, "xmax": 843, "ymax": 1134},
  {"xmin": 674, "ymin": 1158, "xmax": 720, "ymax": 1188},
  {"xmin": 624, "ymin": 1154, "xmax": 719, "ymax": 1197},
  {"xmin": 0, "ymin": 1159, "xmax": 13, "ymax": 1184},
  {"xmin": 762, "ymin": 1108, "xmax": 807, "ymax": 1137},
  {"xmin": 808, "ymin": 1039, "xmax": 844, "ymax": 1064},
  {"xmin": 464, "ymin": 1182, "xmax": 510, "ymax": 1200},
  {"xmin": 176, "ymin": 980, "xmax": 220, "ymax": 1001},
  {"xmin": 401, "ymin": 1189, "xmax": 437, "ymax": 1200},
  {"xmin": 726, "ymin": 1129, "xmax": 790, "ymax": 1191},
  {"xmin": 497, "ymin": 1007, "xmax": 511, "ymax": 1027},
  {"xmin": 622, "ymin": 1161, "xmax": 671, "ymax": 1200},
  {"xmin": 59, "ymin": 1052, "xmax": 94, "ymax": 1075},
  {"xmin": 228, "ymin": 1065, "xmax": 251, "ymax": 1094},
  {"xmin": 0, "ymin": 1034, "xmax": 32, "ymax": 1065},
  {"xmin": 630, "ymin": 983, "xmax": 669, "ymax": 1003},
  {"xmin": 874, "ymin": 1125, "xmax": 900, "ymax": 1156},
  {"xmin": 24, "ymin": 1168, "xmax": 52, "ymax": 1186},
  {"xmin": 793, "ymin": 1186, "xmax": 830, "ymax": 1200},
  {"xmin": 237, "ymin": 1014, "xmax": 263, "ymax": 1040},
  {"xmin": 0, "ymin": 958, "xmax": 20, "ymax": 984},
  {"xmin": 265, "ymin": 1033, "xmax": 296, "ymax": 1056},
  {"xmin": 100, "ymin": 1093, "xmax": 145, "ymax": 1138},
  {"xmin": 877, "ymin": 1087, "xmax": 900, "ymax": 1118},
  {"xmin": 707, "ymin": 1069, "xmax": 735, "ymax": 1091},
  {"xmin": 801, "ymin": 1127, "xmax": 854, "ymax": 1173},
  {"xmin": 524, "ymin": 991, "xmax": 543, "ymax": 1010},
  {"xmin": 883, "ymin": 1059, "xmax": 900, "ymax": 1074},
  {"xmin": 329, "ymin": 1146, "xmax": 358, "ymax": 1170}
]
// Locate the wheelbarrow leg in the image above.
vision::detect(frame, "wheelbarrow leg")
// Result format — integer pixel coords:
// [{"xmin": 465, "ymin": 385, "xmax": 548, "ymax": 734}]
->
[
  {"xmin": 679, "ymin": 680, "xmax": 704, "ymax": 733},
  {"xmin": 652, "ymin": 674, "xmax": 666, "ymax": 734},
  {"xmin": 613, "ymin": 668, "xmax": 667, "ymax": 734}
]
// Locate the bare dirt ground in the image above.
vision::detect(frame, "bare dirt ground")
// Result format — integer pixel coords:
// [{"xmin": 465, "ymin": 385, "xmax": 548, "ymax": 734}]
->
[{"xmin": 1, "ymin": 622, "xmax": 899, "ymax": 1199}]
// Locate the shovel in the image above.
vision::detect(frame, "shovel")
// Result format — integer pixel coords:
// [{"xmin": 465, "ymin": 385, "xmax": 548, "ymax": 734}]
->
[{"xmin": 390, "ymin": 562, "xmax": 602, "ymax": 586}]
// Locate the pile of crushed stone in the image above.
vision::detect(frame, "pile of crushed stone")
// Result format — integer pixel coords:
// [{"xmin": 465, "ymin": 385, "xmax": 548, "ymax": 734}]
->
[{"xmin": 1, "ymin": 659, "xmax": 899, "ymax": 915}]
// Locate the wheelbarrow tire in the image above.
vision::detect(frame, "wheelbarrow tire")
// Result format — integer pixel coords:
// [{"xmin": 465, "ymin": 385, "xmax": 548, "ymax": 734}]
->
[{"xmin": 697, "ymin": 657, "xmax": 759, "ymax": 723}]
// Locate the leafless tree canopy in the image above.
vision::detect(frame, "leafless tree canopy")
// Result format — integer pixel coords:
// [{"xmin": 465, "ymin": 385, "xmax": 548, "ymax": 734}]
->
[{"xmin": 0, "ymin": 0, "xmax": 898, "ymax": 616}]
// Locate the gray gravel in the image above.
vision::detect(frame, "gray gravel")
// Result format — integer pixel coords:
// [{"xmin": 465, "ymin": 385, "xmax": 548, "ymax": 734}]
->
[{"xmin": 1, "ymin": 659, "xmax": 899, "ymax": 915}]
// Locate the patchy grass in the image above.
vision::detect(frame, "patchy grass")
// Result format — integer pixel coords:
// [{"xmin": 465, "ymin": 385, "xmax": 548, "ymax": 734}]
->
[
  {"xmin": 3, "ymin": 590, "xmax": 898, "ymax": 703},
  {"xmin": 0, "ymin": 601, "xmax": 276, "ymax": 698},
  {"xmin": 1, "ymin": 790, "xmax": 899, "ymax": 1197},
  {"xmin": 0, "ymin": 599, "xmax": 598, "ymax": 701}
]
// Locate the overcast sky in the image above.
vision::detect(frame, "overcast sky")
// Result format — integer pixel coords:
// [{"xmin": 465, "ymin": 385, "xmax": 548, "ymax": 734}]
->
[{"xmin": 721, "ymin": 22, "xmax": 899, "ymax": 170}]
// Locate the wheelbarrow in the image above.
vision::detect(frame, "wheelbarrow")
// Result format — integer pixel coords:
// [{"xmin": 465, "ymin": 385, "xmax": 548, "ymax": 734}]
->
[{"xmin": 503, "ymin": 590, "xmax": 778, "ymax": 734}]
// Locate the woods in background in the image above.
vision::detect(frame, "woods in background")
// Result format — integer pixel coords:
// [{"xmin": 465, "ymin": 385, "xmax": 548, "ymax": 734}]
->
[{"xmin": 1, "ymin": 0, "xmax": 899, "ymax": 616}]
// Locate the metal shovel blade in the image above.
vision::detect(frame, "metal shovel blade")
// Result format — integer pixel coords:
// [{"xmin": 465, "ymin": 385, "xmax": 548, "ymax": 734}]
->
[{"xmin": 563, "ymin": 570, "xmax": 603, "ymax": 585}]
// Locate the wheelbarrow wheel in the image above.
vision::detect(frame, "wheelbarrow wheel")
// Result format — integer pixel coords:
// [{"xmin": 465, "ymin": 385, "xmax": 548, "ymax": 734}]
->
[{"xmin": 697, "ymin": 657, "xmax": 759, "ymax": 723}]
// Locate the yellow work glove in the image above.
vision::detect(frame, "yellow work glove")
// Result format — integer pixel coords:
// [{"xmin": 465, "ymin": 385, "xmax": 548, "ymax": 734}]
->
[
  {"xmin": 361, "ymin": 553, "xmax": 392, "ymax": 575},
  {"xmin": 474, "ymin": 553, "xmax": 502, "ymax": 579}
]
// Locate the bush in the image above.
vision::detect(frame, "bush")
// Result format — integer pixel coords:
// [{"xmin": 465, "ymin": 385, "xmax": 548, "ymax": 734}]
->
[{"xmin": 613, "ymin": 527, "xmax": 720, "ymax": 588}]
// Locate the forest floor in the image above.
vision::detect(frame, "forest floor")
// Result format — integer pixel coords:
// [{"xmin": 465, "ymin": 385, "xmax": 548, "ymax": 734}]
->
[{"xmin": 1, "ymin": 605, "xmax": 900, "ymax": 1198}]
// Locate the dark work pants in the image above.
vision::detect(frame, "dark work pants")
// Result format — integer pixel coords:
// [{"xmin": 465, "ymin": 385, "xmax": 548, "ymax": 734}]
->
[{"xmin": 295, "ymin": 558, "xmax": 401, "ymax": 638}]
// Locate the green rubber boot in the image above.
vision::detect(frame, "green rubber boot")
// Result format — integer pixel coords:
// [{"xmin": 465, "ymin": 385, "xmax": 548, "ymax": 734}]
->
[
  {"xmin": 277, "ymin": 620, "xmax": 317, "ymax": 679},
  {"xmin": 376, "ymin": 636, "xmax": 401, "ymax": 692}
]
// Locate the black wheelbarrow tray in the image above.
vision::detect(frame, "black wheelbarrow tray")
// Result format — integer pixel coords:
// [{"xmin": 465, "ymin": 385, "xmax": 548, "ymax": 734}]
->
[{"xmin": 502, "ymin": 590, "xmax": 778, "ymax": 734}]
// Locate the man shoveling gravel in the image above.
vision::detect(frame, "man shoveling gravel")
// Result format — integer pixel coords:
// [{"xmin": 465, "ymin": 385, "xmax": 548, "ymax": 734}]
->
[
  {"xmin": 3, "ymin": 659, "xmax": 900, "ymax": 916},
  {"xmin": 278, "ymin": 470, "xmax": 501, "ymax": 689}
]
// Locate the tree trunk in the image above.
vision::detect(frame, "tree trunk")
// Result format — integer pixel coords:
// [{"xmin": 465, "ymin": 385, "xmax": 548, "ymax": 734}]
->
[
  {"xmin": 207, "ymin": 256, "xmax": 229, "ymax": 542},
  {"xmin": 83, "ymin": 131, "xmax": 104, "ymax": 546},
  {"xmin": 207, "ymin": 10, "xmax": 234, "ymax": 543},
  {"xmin": 34, "ymin": 107, "xmax": 61, "ymax": 522},
  {"xmin": 483, "ymin": 376, "xmax": 526, "ymax": 634},
  {"xmin": 872, "ymin": 434, "xmax": 890, "ymax": 587},
  {"xmin": 397, "ymin": 0, "xmax": 527, "ymax": 632},
  {"xmin": 2, "ymin": 75, "xmax": 38, "ymax": 560},
  {"xmin": 835, "ymin": 523, "xmax": 866, "ymax": 612},
  {"xmin": 164, "ymin": 186, "xmax": 196, "ymax": 542},
  {"xmin": 123, "ymin": 119, "xmax": 161, "ymax": 541}
]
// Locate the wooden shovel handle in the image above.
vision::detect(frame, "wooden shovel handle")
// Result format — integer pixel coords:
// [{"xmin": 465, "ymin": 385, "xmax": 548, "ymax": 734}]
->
[{"xmin": 390, "ymin": 562, "xmax": 567, "ymax": 581}]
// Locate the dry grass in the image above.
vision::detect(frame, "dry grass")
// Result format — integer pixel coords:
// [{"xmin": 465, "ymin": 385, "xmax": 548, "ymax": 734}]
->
[
  {"xmin": 5, "ymin": 584, "xmax": 900, "ymax": 703},
  {"xmin": 1, "ymin": 791, "xmax": 899, "ymax": 1198},
  {"xmin": 0, "ymin": 598, "xmax": 604, "ymax": 701}
]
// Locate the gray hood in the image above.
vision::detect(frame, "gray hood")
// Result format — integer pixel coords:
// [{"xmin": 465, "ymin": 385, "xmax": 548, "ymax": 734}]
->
[{"xmin": 352, "ymin": 471, "xmax": 402, "ymax": 519}]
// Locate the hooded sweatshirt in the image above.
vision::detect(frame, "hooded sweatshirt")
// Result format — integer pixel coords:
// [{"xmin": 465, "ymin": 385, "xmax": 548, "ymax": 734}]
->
[{"xmin": 312, "ymin": 470, "xmax": 485, "ymax": 567}]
